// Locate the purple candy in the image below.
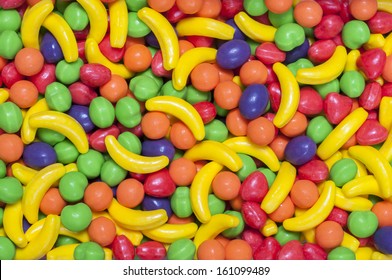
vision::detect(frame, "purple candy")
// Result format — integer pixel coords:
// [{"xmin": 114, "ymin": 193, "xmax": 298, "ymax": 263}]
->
[
  {"xmin": 145, "ymin": 32, "xmax": 160, "ymax": 48},
  {"xmin": 40, "ymin": 32, "xmax": 64, "ymax": 64},
  {"xmin": 284, "ymin": 135, "xmax": 317, "ymax": 166},
  {"xmin": 239, "ymin": 84, "xmax": 270, "ymax": 120},
  {"xmin": 216, "ymin": 39, "xmax": 251, "ymax": 69},
  {"xmin": 67, "ymin": 105, "xmax": 95, "ymax": 133},
  {"xmin": 142, "ymin": 138, "xmax": 175, "ymax": 161},
  {"xmin": 225, "ymin": 19, "xmax": 245, "ymax": 41},
  {"xmin": 142, "ymin": 195, "xmax": 172, "ymax": 217},
  {"xmin": 284, "ymin": 39, "xmax": 310, "ymax": 64},
  {"xmin": 374, "ymin": 226, "xmax": 392, "ymax": 254},
  {"xmin": 23, "ymin": 142, "xmax": 57, "ymax": 169}
]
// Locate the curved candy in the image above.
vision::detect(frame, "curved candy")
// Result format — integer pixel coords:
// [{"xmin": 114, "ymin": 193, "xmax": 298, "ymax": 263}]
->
[
  {"xmin": 334, "ymin": 187, "xmax": 373, "ymax": 211},
  {"xmin": 108, "ymin": 0, "xmax": 128, "ymax": 48},
  {"xmin": 3, "ymin": 200, "xmax": 28, "ymax": 248},
  {"xmin": 233, "ymin": 11, "xmax": 276, "ymax": 42},
  {"xmin": 142, "ymin": 223, "xmax": 198, "ymax": 244},
  {"xmin": 76, "ymin": 0, "xmax": 108, "ymax": 44},
  {"xmin": 176, "ymin": 17, "xmax": 235, "ymax": 40},
  {"xmin": 21, "ymin": 98, "xmax": 49, "ymax": 145},
  {"xmin": 341, "ymin": 175, "xmax": 383, "ymax": 198}
]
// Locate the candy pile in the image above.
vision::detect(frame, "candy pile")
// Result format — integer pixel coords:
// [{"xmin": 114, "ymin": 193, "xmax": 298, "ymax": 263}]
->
[{"xmin": 1, "ymin": 0, "xmax": 392, "ymax": 260}]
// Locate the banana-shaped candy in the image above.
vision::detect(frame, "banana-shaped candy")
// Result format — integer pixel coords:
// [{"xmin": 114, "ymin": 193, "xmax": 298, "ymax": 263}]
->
[{"xmin": 142, "ymin": 223, "xmax": 198, "ymax": 244}]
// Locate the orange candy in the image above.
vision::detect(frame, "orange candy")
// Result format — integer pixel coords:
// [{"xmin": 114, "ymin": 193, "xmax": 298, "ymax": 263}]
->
[
  {"xmin": 247, "ymin": 116, "xmax": 276, "ymax": 146},
  {"xmin": 0, "ymin": 56, "xmax": 7, "ymax": 72},
  {"xmin": 83, "ymin": 182, "xmax": 114, "ymax": 212},
  {"xmin": 176, "ymin": 0, "xmax": 203, "ymax": 14},
  {"xmin": 265, "ymin": 0, "xmax": 293, "ymax": 14},
  {"xmin": 9, "ymin": 80, "xmax": 39, "ymax": 109},
  {"xmin": 141, "ymin": 111, "xmax": 171, "ymax": 139},
  {"xmin": 14, "ymin": 47, "xmax": 44, "ymax": 76},
  {"xmin": 349, "ymin": 0, "xmax": 378, "ymax": 21},
  {"xmin": 371, "ymin": 201, "xmax": 392, "ymax": 227},
  {"xmin": 169, "ymin": 121, "xmax": 197, "ymax": 150},
  {"xmin": 315, "ymin": 220, "xmax": 344, "ymax": 250},
  {"xmin": 214, "ymin": 80, "xmax": 242, "ymax": 110},
  {"xmin": 178, "ymin": 39, "xmax": 195, "ymax": 55},
  {"xmin": 123, "ymin": 44, "xmax": 152, "ymax": 73},
  {"xmin": 279, "ymin": 111, "xmax": 308, "ymax": 137},
  {"xmin": 0, "ymin": 134, "xmax": 24, "ymax": 163},
  {"xmin": 268, "ymin": 196, "xmax": 295, "ymax": 223},
  {"xmin": 87, "ymin": 216, "xmax": 117, "ymax": 247},
  {"xmin": 167, "ymin": 214, "xmax": 195, "ymax": 224},
  {"xmin": 196, "ymin": 0, "xmax": 222, "ymax": 18},
  {"xmin": 229, "ymin": 195, "xmax": 243, "ymax": 211},
  {"xmin": 116, "ymin": 178, "xmax": 145, "ymax": 208},
  {"xmin": 147, "ymin": 0, "xmax": 176, "ymax": 12},
  {"xmin": 212, "ymin": 171, "xmax": 241, "ymax": 201},
  {"xmin": 197, "ymin": 239, "xmax": 225, "ymax": 260},
  {"xmin": 269, "ymin": 134, "xmax": 289, "ymax": 161},
  {"xmin": 213, "ymin": 63, "xmax": 234, "ymax": 82},
  {"xmin": 290, "ymin": 179, "xmax": 319, "ymax": 209},
  {"xmin": 190, "ymin": 62, "xmax": 220, "ymax": 92},
  {"xmin": 225, "ymin": 239, "xmax": 253, "ymax": 260},
  {"xmin": 226, "ymin": 108, "xmax": 249, "ymax": 136},
  {"xmin": 169, "ymin": 157, "xmax": 197, "ymax": 186},
  {"xmin": 99, "ymin": 74, "xmax": 128, "ymax": 103},
  {"xmin": 239, "ymin": 60, "xmax": 268, "ymax": 86},
  {"xmin": 39, "ymin": 188, "xmax": 67, "ymax": 216},
  {"xmin": 293, "ymin": 0, "xmax": 323, "ymax": 28},
  {"xmin": 382, "ymin": 55, "xmax": 392, "ymax": 83}
]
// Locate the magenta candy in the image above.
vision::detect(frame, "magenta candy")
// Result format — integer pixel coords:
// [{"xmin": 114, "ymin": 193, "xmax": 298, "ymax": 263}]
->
[
  {"xmin": 326, "ymin": 207, "xmax": 348, "ymax": 227},
  {"xmin": 186, "ymin": 36, "xmax": 214, "ymax": 48},
  {"xmin": 356, "ymin": 48, "xmax": 387, "ymax": 80},
  {"xmin": 277, "ymin": 240, "xmax": 305, "ymax": 260},
  {"xmin": 0, "ymin": 0, "xmax": 25, "ymax": 9},
  {"xmin": 136, "ymin": 241, "xmax": 166, "ymax": 260},
  {"xmin": 77, "ymin": 40, "xmax": 87, "ymax": 63},
  {"xmin": 382, "ymin": 82, "xmax": 392, "ymax": 97},
  {"xmin": 314, "ymin": 14, "xmax": 344, "ymax": 40},
  {"xmin": 367, "ymin": 110, "xmax": 378, "ymax": 120},
  {"xmin": 69, "ymin": 82, "xmax": 97, "ymax": 105},
  {"xmin": 356, "ymin": 119, "xmax": 388, "ymax": 146},
  {"xmin": 315, "ymin": 0, "xmax": 341, "ymax": 15},
  {"xmin": 359, "ymin": 82, "xmax": 382, "ymax": 110},
  {"xmin": 1, "ymin": 62, "xmax": 24, "ymax": 88},
  {"xmin": 298, "ymin": 86, "xmax": 324, "ymax": 116},
  {"xmin": 163, "ymin": 3, "xmax": 187, "ymax": 24},
  {"xmin": 267, "ymin": 82, "xmax": 281, "ymax": 113},
  {"xmin": 303, "ymin": 243, "xmax": 327, "ymax": 260},
  {"xmin": 255, "ymin": 42, "xmax": 286, "ymax": 65},
  {"xmin": 143, "ymin": 168, "xmax": 176, "ymax": 198},
  {"xmin": 239, "ymin": 171, "xmax": 268, "ymax": 203},
  {"xmin": 323, "ymin": 92, "xmax": 353, "ymax": 125},
  {"xmin": 74, "ymin": 28, "xmax": 90, "ymax": 41},
  {"xmin": 220, "ymin": 0, "xmax": 244, "ymax": 19},
  {"xmin": 241, "ymin": 201, "xmax": 267, "ymax": 230},
  {"xmin": 28, "ymin": 63, "xmax": 56, "ymax": 94},
  {"xmin": 89, "ymin": 125, "xmax": 120, "ymax": 153},
  {"xmin": 367, "ymin": 12, "xmax": 392, "ymax": 34},
  {"xmin": 193, "ymin": 101, "xmax": 217, "ymax": 124},
  {"xmin": 80, "ymin": 63, "xmax": 112, "ymax": 88},
  {"xmin": 98, "ymin": 35, "xmax": 125, "ymax": 63},
  {"xmin": 297, "ymin": 159, "xmax": 329, "ymax": 183},
  {"xmin": 338, "ymin": 0, "xmax": 352, "ymax": 23},
  {"xmin": 253, "ymin": 237, "xmax": 281, "ymax": 260},
  {"xmin": 241, "ymin": 228, "xmax": 264, "ymax": 252},
  {"xmin": 130, "ymin": 172, "xmax": 148, "ymax": 183},
  {"xmin": 151, "ymin": 50, "xmax": 172, "ymax": 78},
  {"xmin": 111, "ymin": 235, "xmax": 135, "ymax": 260},
  {"xmin": 307, "ymin": 39, "xmax": 336, "ymax": 64}
]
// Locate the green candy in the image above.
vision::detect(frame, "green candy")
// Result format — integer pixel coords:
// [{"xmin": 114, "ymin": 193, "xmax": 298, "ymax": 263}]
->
[
  {"xmin": 0, "ymin": 30, "xmax": 23, "ymax": 59},
  {"xmin": 327, "ymin": 246, "xmax": 356, "ymax": 260},
  {"xmin": 63, "ymin": 2, "xmax": 89, "ymax": 31},
  {"xmin": 76, "ymin": 149, "xmax": 105, "ymax": 179},
  {"xmin": 139, "ymin": 68, "xmax": 163, "ymax": 88},
  {"xmin": 306, "ymin": 116, "xmax": 333, "ymax": 144},
  {"xmin": 170, "ymin": 187, "xmax": 193, "ymax": 218},
  {"xmin": 56, "ymin": 0, "xmax": 71, "ymax": 14},
  {"xmin": 258, "ymin": 167, "xmax": 276, "ymax": 188},
  {"xmin": 45, "ymin": 82, "xmax": 72, "ymax": 112},
  {"xmin": 0, "ymin": 101, "xmax": 23, "ymax": 133},
  {"xmin": 55, "ymin": 235, "xmax": 80, "ymax": 247},
  {"xmin": 247, "ymin": 39, "xmax": 259, "ymax": 55},
  {"xmin": 0, "ymin": 160, "xmax": 6, "ymax": 179},
  {"xmin": 54, "ymin": 139, "xmax": 80, "ymax": 164},
  {"xmin": 37, "ymin": 128, "xmax": 66, "ymax": 146},
  {"xmin": 0, "ymin": 9, "xmax": 22, "ymax": 33},
  {"xmin": 126, "ymin": 0, "xmax": 148, "ymax": 11},
  {"xmin": 161, "ymin": 80, "xmax": 187, "ymax": 99},
  {"xmin": 61, "ymin": 202, "xmax": 92, "ymax": 232},
  {"xmin": 342, "ymin": 20, "xmax": 370, "ymax": 50},
  {"xmin": 222, "ymin": 210, "xmax": 245, "ymax": 238},
  {"xmin": 204, "ymin": 119, "xmax": 229, "ymax": 142},
  {"xmin": 74, "ymin": 242, "xmax": 105, "ymax": 260},
  {"xmin": 214, "ymin": 102, "xmax": 229, "ymax": 117},
  {"xmin": 0, "ymin": 177, "xmax": 23, "ymax": 204},
  {"xmin": 288, "ymin": 58, "xmax": 313, "ymax": 77},
  {"xmin": 243, "ymin": 0, "xmax": 268, "ymax": 16},
  {"xmin": 0, "ymin": 207, "xmax": 3, "ymax": 227},
  {"xmin": 274, "ymin": 23, "xmax": 305, "ymax": 52},
  {"xmin": 89, "ymin": 96, "xmax": 115, "ymax": 128},
  {"xmin": 313, "ymin": 79, "xmax": 340, "ymax": 99},
  {"xmin": 268, "ymin": 7, "xmax": 294, "ymax": 27},
  {"xmin": 340, "ymin": 71, "xmax": 365, "ymax": 98},
  {"xmin": 330, "ymin": 158, "xmax": 358, "ymax": 187},
  {"xmin": 127, "ymin": 12, "xmax": 151, "ymax": 38},
  {"xmin": 236, "ymin": 153, "xmax": 257, "ymax": 181},
  {"xmin": 186, "ymin": 85, "xmax": 211, "ymax": 104},
  {"xmin": 208, "ymin": 194, "xmax": 226, "ymax": 215},
  {"xmin": 59, "ymin": 171, "xmax": 88, "ymax": 203},
  {"xmin": 118, "ymin": 131, "xmax": 142, "ymax": 154},
  {"xmin": 115, "ymin": 96, "xmax": 141, "ymax": 128},
  {"xmin": 0, "ymin": 236, "xmax": 16, "ymax": 260},
  {"xmin": 274, "ymin": 225, "xmax": 301, "ymax": 246},
  {"xmin": 129, "ymin": 75, "xmax": 161, "ymax": 102},
  {"xmin": 100, "ymin": 159, "xmax": 128, "ymax": 187},
  {"xmin": 55, "ymin": 58, "xmax": 84, "ymax": 85},
  {"xmin": 167, "ymin": 239, "xmax": 196, "ymax": 260},
  {"xmin": 347, "ymin": 211, "xmax": 378, "ymax": 238}
]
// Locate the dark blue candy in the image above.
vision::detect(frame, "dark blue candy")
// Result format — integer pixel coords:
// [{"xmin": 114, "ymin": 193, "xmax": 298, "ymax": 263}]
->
[
  {"xmin": 145, "ymin": 32, "xmax": 160, "ymax": 48},
  {"xmin": 225, "ymin": 19, "xmax": 245, "ymax": 41},
  {"xmin": 284, "ymin": 135, "xmax": 317, "ymax": 166},
  {"xmin": 284, "ymin": 39, "xmax": 310, "ymax": 64},
  {"xmin": 23, "ymin": 142, "xmax": 57, "ymax": 169},
  {"xmin": 216, "ymin": 39, "xmax": 251, "ymax": 69},
  {"xmin": 67, "ymin": 105, "xmax": 95, "ymax": 133},
  {"xmin": 40, "ymin": 32, "xmax": 64, "ymax": 64},
  {"xmin": 238, "ymin": 84, "xmax": 270, "ymax": 120},
  {"xmin": 142, "ymin": 138, "xmax": 175, "ymax": 161},
  {"xmin": 142, "ymin": 195, "xmax": 172, "ymax": 217},
  {"xmin": 374, "ymin": 226, "xmax": 392, "ymax": 254}
]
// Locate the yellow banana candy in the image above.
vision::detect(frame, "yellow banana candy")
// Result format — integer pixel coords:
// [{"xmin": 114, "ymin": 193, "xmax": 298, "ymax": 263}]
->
[
  {"xmin": 379, "ymin": 96, "xmax": 392, "ymax": 131},
  {"xmin": 47, "ymin": 244, "xmax": 79, "ymax": 260},
  {"xmin": 364, "ymin": 33, "xmax": 385, "ymax": 50},
  {"xmin": 3, "ymin": 200, "xmax": 28, "ymax": 248},
  {"xmin": 21, "ymin": 0, "xmax": 54, "ymax": 49},
  {"xmin": 85, "ymin": 38, "xmax": 134, "ymax": 79},
  {"xmin": 172, "ymin": 47, "xmax": 217, "ymax": 90},
  {"xmin": 42, "ymin": 12, "xmax": 79, "ymax": 63},
  {"xmin": 190, "ymin": 161, "xmax": 223, "ymax": 224},
  {"xmin": 105, "ymin": 135, "xmax": 169, "ymax": 174},
  {"xmin": 233, "ymin": 11, "xmax": 276, "ymax": 42},
  {"xmin": 223, "ymin": 136, "xmax": 280, "ymax": 172},
  {"xmin": 0, "ymin": 88, "xmax": 10, "ymax": 104},
  {"xmin": 22, "ymin": 163, "xmax": 66, "ymax": 224},
  {"xmin": 379, "ymin": 109, "xmax": 392, "ymax": 162},
  {"xmin": 261, "ymin": 161, "xmax": 296, "ymax": 214},
  {"xmin": 372, "ymin": 251, "xmax": 392, "ymax": 260},
  {"xmin": 145, "ymin": 96, "xmax": 205, "ymax": 141},
  {"xmin": 378, "ymin": 0, "xmax": 392, "ymax": 14},
  {"xmin": 383, "ymin": 32, "xmax": 392, "ymax": 56},
  {"xmin": 28, "ymin": 110, "xmax": 89, "ymax": 154},
  {"xmin": 11, "ymin": 163, "xmax": 37, "ymax": 186},
  {"xmin": 334, "ymin": 187, "xmax": 373, "ymax": 211},
  {"xmin": 107, "ymin": 198, "xmax": 168, "ymax": 231},
  {"xmin": 356, "ymin": 247, "xmax": 374, "ymax": 260},
  {"xmin": 317, "ymin": 107, "xmax": 368, "ymax": 160},
  {"xmin": 21, "ymin": 98, "xmax": 49, "ymax": 144},
  {"xmin": 108, "ymin": 0, "xmax": 128, "ymax": 48},
  {"xmin": 302, "ymin": 228, "xmax": 316, "ymax": 243},
  {"xmin": 261, "ymin": 219, "xmax": 278, "ymax": 237},
  {"xmin": 15, "ymin": 214, "xmax": 60, "ymax": 260},
  {"xmin": 341, "ymin": 149, "xmax": 368, "ymax": 178},
  {"xmin": 183, "ymin": 140, "xmax": 243, "ymax": 172},
  {"xmin": 341, "ymin": 175, "xmax": 383, "ymax": 198},
  {"xmin": 349, "ymin": 145, "xmax": 392, "ymax": 198},
  {"xmin": 296, "ymin": 45, "xmax": 347, "ymax": 85},
  {"xmin": 341, "ymin": 232, "xmax": 360, "ymax": 253},
  {"xmin": 193, "ymin": 214, "xmax": 239, "ymax": 250},
  {"xmin": 142, "ymin": 223, "xmax": 198, "ymax": 244},
  {"xmin": 138, "ymin": 7, "xmax": 179, "ymax": 71},
  {"xmin": 76, "ymin": 0, "xmax": 108, "ymax": 44},
  {"xmin": 344, "ymin": 49, "xmax": 360, "ymax": 72},
  {"xmin": 283, "ymin": 181, "xmax": 336, "ymax": 232},
  {"xmin": 176, "ymin": 17, "xmax": 235, "ymax": 40},
  {"xmin": 272, "ymin": 62, "xmax": 300, "ymax": 128}
]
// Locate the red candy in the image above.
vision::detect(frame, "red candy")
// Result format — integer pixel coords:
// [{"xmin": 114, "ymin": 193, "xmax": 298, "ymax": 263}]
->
[
  {"xmin": 1, "ymin": 62, "xmax": 24, "ymax": 88},
  {"xmin": 298, "ymin": 86, "xmax": 324, "ymax": 116},
  {"xmin": 164, "ymin": 3, "xmax": 187, "ymax": 23},
  {"xmin": 326, "ymin": 207, "xmax": 349, "ymax": 227},
  {"xmin": 151, "ymin": 50, "xmax": 172, "ymax": 78},
  {"xmin": 143, "ymin": 168, "xmax": 176, "ymax": 197},
  {"xmin": 303, "ymin": 243, "xmax": 328, "ymax": 260},
  {"xmin": 241, "ymin": 228, "xmax": 264, "ymax": 253},
  {"xmin": 136, "ymin": 241, "xmax": 166, "ymax": 260},
  {"xmin": 255, "ymin": 42, "xmax": 286, "ymax": 65},
  {"xmin": 28, "ymin": 63, "xmax": 56, "ymax": 94},
  {"xmin": 307, "ymin": 39, "xmax": 336, "ymax": 64},
  {"xmin": 315, "ymin": 0, "xmax": 341, "ymax": 15},
  {"xmin": 69, "ymin": 82, "xmax": 97, "ymax": 105},
  {"xmin": 356, "ymin": 48, "xmax": 387, "ymax": 80},
  {"xmin": 193, "ymin": 101, "xmax": 217, "ymax": 124},
  {"xmin": 99, "ymin": 35, "xmax": 125, "ymax": 63},
  {"xmin": 323, "ymin": 92, "xmax": 353, "ymax": 125},
  {"xmin": 89, "ymin": 125, "xmax": 120, "ymax": 153},
  {"xmin": 79, "ymin": 63, "xmax": 112, "ymax": 88},
  {"xmin": 314, "ymin": 14, "xmax": 344, "ymax": 40},
  {"xmin": 267, "ymin": 82, "xmax": 281, "ymax": 113},
  {"xmin": 111, "ymin": 235, "xmax": 135, "ymax": 260},
  {"xmin": 220, "ymin": 0, "xmax": 243, "ymax": 19},
  {"xmin": 277, "ymin": 240, "xmax": 305, "ymax": 260},
  {"xmin": 356, "ymin": 119, "xmax": 388, "ymax": 146},
  {"xmin": 297, "ymin": 159, "xmax": 329, "ymax": 183},
  {"xmin": 359, "ymin": 82, "xmax": 382, "ymax": 110},
  {"xmin": 239, "ymin": 170, "xmax": 269, "ymax": 203},
  {"xmin": 253, "ymin": 237, "xmax": 281, "ymax": 260},
  {"xmin": 241, "ymin": 201, "xmax": 267, "ymax": 230},
  {"xmin": 367, "ymin": 12, "xmax": 392, "ymax": 34}
]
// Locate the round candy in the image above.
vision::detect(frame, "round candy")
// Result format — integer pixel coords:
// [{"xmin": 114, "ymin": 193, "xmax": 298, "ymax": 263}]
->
[
  {"xmin": 40, "ymin": 188, "xmax": 67, "ymax": 216},
  {"xmin": 100, "ymin": 159, "xmax": 128, "ymax": 187},
  {"xmin": 115, "ymin": 96, "xmax": 141, "ymax": 128},
  {"xmin": 208, "ymin": 194, "xmax": 226, "ymax": 215},
  {"xmin": 61, "ymin": 202, "xmax": 92, "ymax": 232},
  {"xmin": 329, "ymin": 158, "xmax": 358, "ymax": 187},
  {"xmin": 0, "ymin": 177, "xmax": 23, "ymax": 204},
  {"xmin": 40, "ymin": 32, "xmax": 64, "ymax": 64},
  {"xmin": 347, "ymin": 210, "xmax": 378, "ymax": 238},
  {"xmin": 315, "ymin": 221, "xmax": 344, "ymax": 250},
  {"xmin": 54, "ymin": 139, "xmax": 80, "ymax": 165},
  {"xmin": 63, "ymin": 2, "xmax": 89, "ymax": 31},
  {"xmin": 116, "ymin": 178, "xmax": 144, "ymax": 208},
  {"xmin": 87, "ymin": 217, "xmax": 117, "ymax": 247},
  {"xmin": 9, "ymin": 80, "xmax": 39, "ymax": 109},
  {"xmin": 142, "ymin": 138, "xmax": 175, "ymax": 161},
  {"xmin": 59, "ymin": 171, "xmax": 88, "ymax": 203},
  {"xmin": 212, "ymin": 171, "xmax": 241, "ymax": 201},
  {"xmin": 342, "ymin": 20, "xmax": 370, "ymax": 49},
  {"xmin": 0, "ymin": 101, "xmax": 23, "ymax": 133},
  {"xmin": 0, "ymin": 236, "xmax": 16, "ymax": 260},
  {"xmin": 373, "ymin": 226, "xmax": 392, "ymax": 254},
  {"xmin": 284, "ymin": 135, "xmax": 317, "ymax": 166},
  {"xmin": 327, "ymin": 246, "xmax": 356, "ymax": 260},
  {"xmin": 84, "ymin": 181, "xmax": 113, "ymax": 212},
  {"xmin": 170, "ymin": 187, "xmax": 193, "ymax": 218},
  {"xmin": 274, "ymin": 23, "xmax": 305, "ymax": 52},
  {"xmin": 0, "ymin": 9, "xmax": 21, "ymax": 33},
  {"xmin": 222, "ymin": 210, "xmax": 244, "ymax": 238},
  {"xmin": 37, "ymin": 128, "xmax": 66, "ymax": 146},
  {"xmin": 89, "ymin": 96, "xmax": 115, "ymax": 128},
  {"xmin": 197, "ymin": 239, "xmax": 225, "ymax": 260},
  {"xmin": 167, "ymin": 239, "xmax": 196, "ymax": 260},
  {"xmin": 238, "ymin": 84, "xmax": 269, "ymax": 120},
  {"xmin": 0, "ymin": 133, "xmax": 24, "ymax": 163},
  {"xmin": 225, "ymin": 239, "xmax": 252, "ymax": 260},
  {"xmin": 74, "ymin": 242, "xmax": 105, "ymax": 260},
  {"xmin": 23, "ymin": 142, "xmax": 57, "ymax": 169},
  {"xmin": 76, "ymin": 149, "xmax": 105, "ymax": 179},
  {"xmin": 216, "ymin": 39, "xmax": 251, "ymax": 70}
]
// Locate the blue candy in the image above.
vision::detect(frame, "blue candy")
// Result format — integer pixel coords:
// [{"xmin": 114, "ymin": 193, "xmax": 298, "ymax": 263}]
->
[
  {"xmin": 40, "ymin": 32, "xmax": 64, "ymax": 64},
  {"xmin": 284, "ymin": 135, "xmax": 317, "ymax": 166},
  {"xmin": 23, "ymin": 142, "xmax": 57, "ymax": 169},
  {"xmin": 225, "ymin": 19, "xmax": 246, "ymax": 41},
  {"xmin": 216, "ymin": 39, "xmax": 251, "ymax": 69},
  {"xmin": 142, "ymin": 195, "xmax": 172, "ymax": 217},
  {"xmin": 68, "ymin": 105, "xmax": 95, "ymax": 133},
  {"xmin": 374, "ymin": 226, "xmax": 392, "ymax": 254},
  {"xmin": 239, "ymin": 84, "xmax": 270, "ymax": 120},
  {"xmin": 284, "ymin": 39, "xmax": 310, "ymax": 64},
  {"xmin": 142, "ymin": 138, "xmax": 175, "ymax": 161}
]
